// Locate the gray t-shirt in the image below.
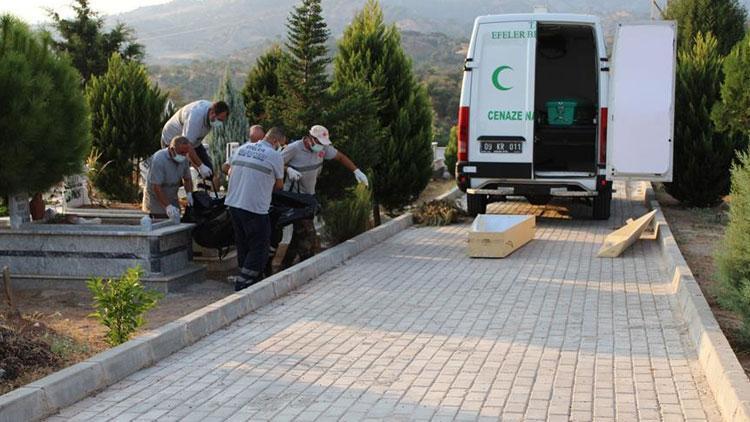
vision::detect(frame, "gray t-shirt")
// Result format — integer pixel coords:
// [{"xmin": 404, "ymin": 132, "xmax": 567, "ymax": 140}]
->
[
  {"xmin": 161, "ymin": 100, "xmax": 211, "ymax": 148},
  {"xmin": 225, "ymin": 140, "xmax": 284, "ymax": 214},
  {"xmin": 281, "ymin": 140, "xmax": 338, "ymax": 194},
  {"xmin": 142, "ymin": 149, "xmax": 190, "ymax": 215}
]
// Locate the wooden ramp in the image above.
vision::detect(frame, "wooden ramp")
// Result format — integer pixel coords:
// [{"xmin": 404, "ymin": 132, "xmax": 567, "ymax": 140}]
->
[{"xmin": 597, "ymin": 210, "xmax": 658, "ymax": 258}]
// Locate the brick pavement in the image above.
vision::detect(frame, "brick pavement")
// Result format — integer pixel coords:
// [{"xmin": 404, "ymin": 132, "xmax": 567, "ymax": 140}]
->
[{"xmin": 49, "ymin": 183, "xmax": 721, "ymax": 421}]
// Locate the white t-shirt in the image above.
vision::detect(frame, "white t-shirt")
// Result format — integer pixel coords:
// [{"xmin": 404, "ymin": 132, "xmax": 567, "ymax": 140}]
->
[
  {"xmin": 161, "ymin": 100, "xmax": 211, "ymax": 148},
  {"xmin": 225, "ymin": 140, "xmax": 284, "ymax": 214},
  {"xmin": 282, "ymin": 140, "xmax": 338, "ymax": 194}
]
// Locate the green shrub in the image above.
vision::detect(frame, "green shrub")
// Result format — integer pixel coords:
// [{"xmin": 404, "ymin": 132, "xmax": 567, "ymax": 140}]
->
[
  {"xmin": 444, "ymin": 125, "xmax": 458, "ymax": 177},
  {"xmin": 665, "ymin": 33, "xmax": 744, "ymax": 207},
  {"xmin": 322, "ymin": 184, "xmax": 372, "ymax": 244},
  {"xmin": 0, "ymin": 197, "xmax": 7, "ymax": 217},
  {"xmin": 87, "ymin": 266, "xmax": 162, "ymax": 346},
  {"xmin": 715, "ymin": 150, "xmax": 750, "ymax": 344},
  {"xmin": 413, "ymin": 199, "xmax": 465, "ymax": 226}
]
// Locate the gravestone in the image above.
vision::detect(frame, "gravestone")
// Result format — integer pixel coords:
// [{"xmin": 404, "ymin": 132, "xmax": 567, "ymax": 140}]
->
[{"xmin": 8, "ymin": 193, "xmax": 30, "ymax": 229}]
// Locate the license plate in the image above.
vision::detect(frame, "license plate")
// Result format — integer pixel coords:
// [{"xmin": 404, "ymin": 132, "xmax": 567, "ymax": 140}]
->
[{"xmin": 480, "ymin": 141, "xmax": 523, "ymax": 153}]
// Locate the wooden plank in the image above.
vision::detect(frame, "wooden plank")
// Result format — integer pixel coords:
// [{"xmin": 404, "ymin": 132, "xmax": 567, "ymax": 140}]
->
[{"xmin": 597, "ymin": 210, "xmax": 657, "ymax": 258}]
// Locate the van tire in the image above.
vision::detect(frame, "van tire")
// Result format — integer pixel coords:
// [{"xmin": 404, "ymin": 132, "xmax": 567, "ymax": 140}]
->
[
  {"xmin": 592, "ymin": 184, "xmax": 612, "ymax": 220},
  {"xmin": 467, "ymin": 193, "xmax": 487, "ymax": 216}
]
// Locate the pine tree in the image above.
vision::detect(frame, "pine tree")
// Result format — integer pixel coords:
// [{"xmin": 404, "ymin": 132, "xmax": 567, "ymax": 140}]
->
[
  {"xmin": 716, "ymin": 151, "xmax": 750, "ymax": 343},
  {"xmin": 712, "ymin": 32, "xmax": 750, "ymax": 138},
  {"xmin": 207, "ymin": 70, "xmax": 249, "ymax": 183},
  {"xmin": 664, "ymin": 0, "xmax": 747, "ymax": 56},
  {"xmin": 0, "ymin": 15, "xmax": 91, "ymax": 198},
  {"xmin": 316, "ymin": 80, "xmax": 383, "ymax": 202},
  {"xmin": 242, "ymin": 45, "xmax": 284, "ymax": 128},
  {"xmin": 277, "ymin": 0, "xmax": 331, "ymax": 137},
  {"xmin": 86, "ymin": 53, "xmax": 167, "ymax": 201},
  {"xmin": 333, "ymin": 0, "xmax": 433, "ymax": 211},
  {"xmin": 665, "ymin": 33, "xmax": 745, "ymax": 206},
  {"xmin": 48, "ymin": 0, "xmax": 143, "ymax": 82}
]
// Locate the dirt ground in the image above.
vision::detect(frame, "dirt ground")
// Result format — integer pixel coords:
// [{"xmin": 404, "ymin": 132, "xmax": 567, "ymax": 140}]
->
[
  {"xmin": 653, "ymin": 184, "xmax": 750, "ymax": 378},
  {"xmin": 0, "ymin": 178, "xmax": 456, "ymax": 395}
]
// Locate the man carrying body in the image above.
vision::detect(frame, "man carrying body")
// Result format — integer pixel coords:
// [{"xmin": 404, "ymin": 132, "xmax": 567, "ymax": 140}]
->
[
  {"xmin": 142, "ymin": 136, "xmax": 194, "ymax": 221},
  {"xmin": 161, "ymin": 100, "xmax": 230, "ymax": 179},
  {"xmin": 281, "ymin": 124, "xmax": 369, "ymax": 268},
  {"xmin": 225, "ymin": 127, "xmax": 286, "ymax": 291}
]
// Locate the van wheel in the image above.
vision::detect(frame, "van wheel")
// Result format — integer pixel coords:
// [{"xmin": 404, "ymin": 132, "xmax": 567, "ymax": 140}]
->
[
  {"xmin": 525, "ymin": 195, "xmax": 551, "ymax": 206},
  {"xmin": 592, "ymin": 184, "xmax": 612, "ymax": 220},
  {"xmin": 467, "ymin": 193, "xmax": 487, "ymax": 216}
]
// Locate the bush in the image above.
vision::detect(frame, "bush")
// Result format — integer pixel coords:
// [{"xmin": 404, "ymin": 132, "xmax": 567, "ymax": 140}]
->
[
  {"xmin": 87, "ymin": 266, "xmax": 162, "ymax": 346},
  {"xmin": 444, "ymin": 125, "xmax": 458, "ymax": 177},
  {"xmin": 0, "ymin": 15, "xmax": 91, "ymax": 199},
  {"xmin": 715, "ymin": 151, "xmax": 750, "ymax": 343},
  {"xmin": 413, "ymin": 199, "xmax": 465, "ymax": 226},
  {"xmin": 665, "ymin": 33, "xmax": 744, "ymax": 207},
  {"xmin": 322, "ymin": 184, "xmax": 372, "ymax": 244},
  {"xmin": 86, "ymin": 53, "xmax": 167, "ymax": 202},
  {"xmin": 712, "ymin": 32, "xmax": 750, "ymax": 138},
  {"xmin": 664, "ymin": 0, "xmax": 746, "ymax": 56}
]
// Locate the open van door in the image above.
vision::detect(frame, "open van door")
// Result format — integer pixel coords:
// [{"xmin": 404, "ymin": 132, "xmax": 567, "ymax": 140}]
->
[
  {"xmin": 606, "ymin": 22, "xmax": 676, "ymax": 182},
  {"xmin": 468, "ymin": 20, "xmax": 537, "ymax": 178}
]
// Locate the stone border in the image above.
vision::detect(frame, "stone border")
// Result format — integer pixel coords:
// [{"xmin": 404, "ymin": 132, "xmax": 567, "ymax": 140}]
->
[
  {"xmin": 647, "ymin": 185, "xmax": 750, "ymax": 422},
  {"xmin": 0, "ymin": 188, "xmax": 462, "ymax": 422}
]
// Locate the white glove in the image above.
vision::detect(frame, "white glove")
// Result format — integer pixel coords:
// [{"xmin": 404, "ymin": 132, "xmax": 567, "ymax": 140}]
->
[
  {"xmin": 166, "ymin": 205, "xmax": 180, "ymax": 222},
  {"xmin": 198, "ymin": 163, "xmax": 213, "ymax": 178},
  {"xmin": 287, "ymin": 167, "xmax": 302, "ymax": 182},
  {"xmin": 353, "ymin": 169, "xmax": 369, "ymax": 187},
  {"xmin": 186, "ymin": 192, "xmax": 194, "ymax": 207}
]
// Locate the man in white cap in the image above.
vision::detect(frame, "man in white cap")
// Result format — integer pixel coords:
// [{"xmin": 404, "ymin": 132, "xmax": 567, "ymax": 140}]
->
[
  {"xmin": 160, "ymin": 100, "xmax": 230, "ymax": 179},
  {"xmin": 281, "ymin": 124, "xmax": 369, "ymax": 268}
]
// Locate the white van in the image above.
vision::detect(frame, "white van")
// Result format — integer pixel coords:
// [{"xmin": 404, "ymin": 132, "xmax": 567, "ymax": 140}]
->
[{"xmin": 455, "ymin": 13, "xmax": 676, "ymax": 219}]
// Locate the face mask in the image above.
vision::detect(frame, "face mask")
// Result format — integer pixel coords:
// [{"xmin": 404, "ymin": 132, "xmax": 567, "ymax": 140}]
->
[
  {"xmin": 210, "ymin": 119, "xmax": 224, "ymax": 130},
  {"xmin": 310, "ymin": 144, "xmax": 324, "ymax": 153},
  {"xmin": 173, "ymin": 153, "xmax": 187, "ymax": 163}
]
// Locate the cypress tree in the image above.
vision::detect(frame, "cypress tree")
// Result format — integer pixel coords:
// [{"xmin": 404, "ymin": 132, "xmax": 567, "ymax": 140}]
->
[
  {"xmin": 86, "ymin": 53, "xmax": 167, "ymax": 201},
  {"xmin": 242, "ymin": 44, "xmax": 284, "ymax": 128},
  {"xmin": 207, "ymin": 70, "xmax": 249, "ymax": 184},
  {"xmin": 278, "ymin": 0, "xmax": 331, "ymax": 136},
  {"xmin": 665, "ymin": 33, "xmax": 744, "ymax": 206},
  {"xmin": 333, "ymin": 0, "xmax": 433, "ymax": 211},
  {"xmin": 664, "ymin": 0, "xmax": 747, "ymax": 56},
  {"xmin": 0, "ymin": 15, "xmax": 91, "ymax": 199},
  {"xmin": 444, "ymin": 125, "xmax": 458, "ymax": 176},
  {"xmin": 48, "ymin": 0, "xmax": 143, "ymax": 82},
  {"xmin": 712, "ymin": 32, "xmax": 750, "ymax": 138},
  {"xmin": 716, "ymin": 151, "xmax": 750, "ymax": 343}
]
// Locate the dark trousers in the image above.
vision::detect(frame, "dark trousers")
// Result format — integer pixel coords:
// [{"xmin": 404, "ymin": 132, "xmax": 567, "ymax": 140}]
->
[
  {"xmin": 229, "ymin": 207, "xmax": 270, "ymax": 281},
  {"xmin": 281, "ymin": 219, "xmax": 317, "ymax": 269},
  {"xmin": 194, "ymin": 144, "xmax": 213, "ymax": 171}
]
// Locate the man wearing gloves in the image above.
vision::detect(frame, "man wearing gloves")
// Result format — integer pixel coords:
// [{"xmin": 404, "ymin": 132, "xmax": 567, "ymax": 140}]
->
[
  {"xmin": 281, "ymin": 124, "xmax": 369, "ymax": 268},
  {"xmin": 142, "ymin": 136, "xmax": 194, "ymax": 221},
  {"xmin": 225, "ymin": 127, "xmax": 286, "ymax": 291},
  {"xmin": 161, "ymin": 100, "xmax": 230, "ymax": 179}
]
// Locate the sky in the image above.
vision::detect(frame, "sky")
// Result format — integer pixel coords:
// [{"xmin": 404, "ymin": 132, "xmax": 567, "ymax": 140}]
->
[{"xmin": 0, "ymin": 0, "xmax": 171, "ymax": 24}]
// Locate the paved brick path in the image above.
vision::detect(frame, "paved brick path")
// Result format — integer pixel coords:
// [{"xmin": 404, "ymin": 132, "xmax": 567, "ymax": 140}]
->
[{"xmin": 50, "ymin": 183, "xmax": 720, "ymax": 421}]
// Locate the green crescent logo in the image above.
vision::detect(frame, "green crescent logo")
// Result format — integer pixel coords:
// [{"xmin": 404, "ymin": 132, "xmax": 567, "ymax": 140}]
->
[{"xmin": 492, "ymin": 66, "xmax": 513, "ymax": 91}]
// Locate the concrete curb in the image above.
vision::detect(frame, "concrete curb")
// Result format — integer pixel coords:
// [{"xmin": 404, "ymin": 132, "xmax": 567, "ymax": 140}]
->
[
  {"xmin": 647, "ymin": 184, "xmax": 750, "ymax": 422},
  {"xmin": 0, "ymin": 187, "xmax": 462, "ymax": 422}
]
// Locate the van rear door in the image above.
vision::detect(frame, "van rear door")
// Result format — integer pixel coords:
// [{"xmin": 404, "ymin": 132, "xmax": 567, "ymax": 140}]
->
[
  {"xmin": 606, "ymin": 22, "xmax": 676, "ymax": 182},
  {"xmin": 469, "ymin": 20, "xmax": 537, "ymax": 179}
]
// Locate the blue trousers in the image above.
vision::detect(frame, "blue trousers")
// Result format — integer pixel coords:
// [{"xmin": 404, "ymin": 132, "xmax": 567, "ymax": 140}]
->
[{"xmin": 229, "ymin": 207, "xmax": 270, "ymax": 281}]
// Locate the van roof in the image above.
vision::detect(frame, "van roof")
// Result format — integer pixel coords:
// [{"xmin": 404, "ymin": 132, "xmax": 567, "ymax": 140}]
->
[{"xmin": 474, "ymin": 13, "xmax": 601, "ymax": 26}]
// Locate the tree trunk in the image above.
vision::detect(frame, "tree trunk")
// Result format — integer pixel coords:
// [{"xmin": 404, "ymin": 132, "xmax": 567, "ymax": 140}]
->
[{"xmin": 372, "ymin": 201, "xmax": 381, "ymax": 227}]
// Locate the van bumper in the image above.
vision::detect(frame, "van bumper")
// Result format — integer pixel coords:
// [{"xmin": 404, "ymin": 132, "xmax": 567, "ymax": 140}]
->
[{"xmin": 456, "ymin": 161, "xmax": 533, "ymax": 192}]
